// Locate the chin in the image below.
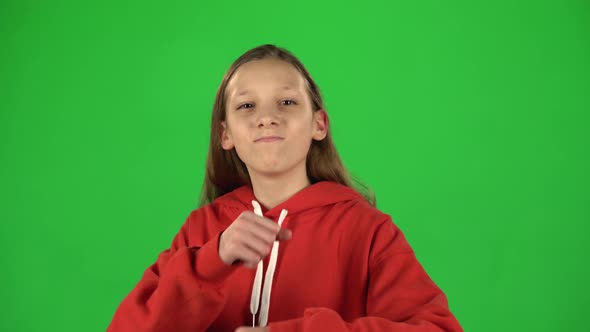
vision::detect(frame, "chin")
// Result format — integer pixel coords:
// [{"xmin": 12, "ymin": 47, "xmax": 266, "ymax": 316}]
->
[{"xmin": 251, "ymin": 161, "xmax": 289, "ymax": 176}]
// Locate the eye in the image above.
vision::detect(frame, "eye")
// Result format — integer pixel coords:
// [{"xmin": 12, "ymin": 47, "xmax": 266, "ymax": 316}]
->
[
  {"xmin": 237, "ymin": 103, "xmax": 254, "ymax": 110},
  {"xmin": 281, "ymin": 99, "xmax": 297, "ymax": 106}
]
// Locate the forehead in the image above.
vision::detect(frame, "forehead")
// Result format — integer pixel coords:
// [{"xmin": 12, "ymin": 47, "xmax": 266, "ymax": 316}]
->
[{"xmin": 226, "ymin": 58, "xmax": 306, "ymax": 98}]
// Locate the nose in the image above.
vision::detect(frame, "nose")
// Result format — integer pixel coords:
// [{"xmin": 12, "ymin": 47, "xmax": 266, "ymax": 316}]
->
[{"xmin": 256, "ymin": 105, "xmax": 280, "ymax": 128}]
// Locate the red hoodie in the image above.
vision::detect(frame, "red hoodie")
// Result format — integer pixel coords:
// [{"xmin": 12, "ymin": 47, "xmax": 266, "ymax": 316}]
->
[{"xmin": 107, "ymin": 181, "xmax": 463, "ymax": 331}]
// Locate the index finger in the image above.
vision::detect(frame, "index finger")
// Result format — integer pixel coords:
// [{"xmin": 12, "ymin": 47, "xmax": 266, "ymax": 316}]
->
[{"xmin": 240, "ymin": 211, "xmax": 281, "ymax": 233}]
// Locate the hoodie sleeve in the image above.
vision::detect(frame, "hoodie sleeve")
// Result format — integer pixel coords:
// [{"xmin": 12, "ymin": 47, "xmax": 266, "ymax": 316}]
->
[
  {"xmin": 106, "ymin": 212, "xmax": 238, "ymax": 332},
  {"xmin": 267, "ymin": 217, "xmax": 463, "ymax": 332}
]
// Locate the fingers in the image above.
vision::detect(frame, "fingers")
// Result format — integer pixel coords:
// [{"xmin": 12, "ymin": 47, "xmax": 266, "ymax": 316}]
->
[
  {"xmin": 237, "ymin": 245, "xmax": 263, "ymax": 269},
  {"xmin": 239, "ymin": 211, "xmax": 290, "ymax": 243},
  {"xmin": 223, "ymin": 211, "xmax": 292, "ymax": 268},
  {"xmin": 241, "ymin": 211, "xmax": 281, "ymax": 233},
  {"xmin": 239, "ymin": 221, "xmax": 277, "ymax": 244},
  {"xmin": 239, "ymin": 231, "xmax": 272, "ymax": 258}
]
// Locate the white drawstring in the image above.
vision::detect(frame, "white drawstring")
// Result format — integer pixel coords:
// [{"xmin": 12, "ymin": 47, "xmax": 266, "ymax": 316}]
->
[
  {"xmin": 249, "ymin": 200, "xmax": 288, "ymax": 327},
  {"xmin": 250, "ymin": 201, "xmax": 264, "ymax": 327}
]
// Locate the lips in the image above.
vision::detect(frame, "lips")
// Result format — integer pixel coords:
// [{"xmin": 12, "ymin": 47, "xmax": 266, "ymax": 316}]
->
[{"xmin": 255, "ymin": 136, "xmax": 284, "ymax": 143}]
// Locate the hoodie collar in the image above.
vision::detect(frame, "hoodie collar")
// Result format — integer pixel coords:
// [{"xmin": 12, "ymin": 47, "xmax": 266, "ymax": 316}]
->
[{"xmin": 214, "ymin": 180, "xmax": 364, "ymax": 218}]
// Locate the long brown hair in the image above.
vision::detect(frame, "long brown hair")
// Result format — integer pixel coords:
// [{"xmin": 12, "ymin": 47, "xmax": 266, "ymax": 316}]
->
[{"xmin": 198, "ymin": 44, "xmax": 376, "ymax": 207}]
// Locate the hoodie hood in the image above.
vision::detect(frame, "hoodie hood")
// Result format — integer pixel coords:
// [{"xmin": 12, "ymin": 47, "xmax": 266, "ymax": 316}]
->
[{"xmin": 213, "ymin": 180, "xmax": 365, "ymax": 220}]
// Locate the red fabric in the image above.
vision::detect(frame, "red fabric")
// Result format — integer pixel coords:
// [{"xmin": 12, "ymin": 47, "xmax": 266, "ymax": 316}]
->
[{"xmin": 107, "ymin": 181, "xmax": 463, "ymax": 332}]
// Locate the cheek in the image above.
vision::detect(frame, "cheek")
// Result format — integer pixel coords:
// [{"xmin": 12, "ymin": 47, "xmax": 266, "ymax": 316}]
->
[
  {"xmin": 230, "ymin": 126, "xmax": 253, "ymax": 154},
  {"xmin": 290, "ymin": 118, "xmax": 315, "ymax": 136},
  {"xmin": 227, "ymin": 120, "xmax": 249, "ymax": 140}
]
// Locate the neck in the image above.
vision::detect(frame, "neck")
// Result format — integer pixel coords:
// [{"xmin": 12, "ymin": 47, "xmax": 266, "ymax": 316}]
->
[{"xmin": 248, "ymin": 166, "xmax": 311, "ymax": 211}]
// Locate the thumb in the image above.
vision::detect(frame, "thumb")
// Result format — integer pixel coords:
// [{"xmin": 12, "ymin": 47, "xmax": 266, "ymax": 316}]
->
[{"xmin": 276, "ymin": 228, "xmax": 292, "ymax": 241}]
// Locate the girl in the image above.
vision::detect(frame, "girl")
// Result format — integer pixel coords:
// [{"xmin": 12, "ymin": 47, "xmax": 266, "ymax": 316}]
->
[{"xmin": 107, "ymin": 44, "xmax": 463, "ymax": 332}]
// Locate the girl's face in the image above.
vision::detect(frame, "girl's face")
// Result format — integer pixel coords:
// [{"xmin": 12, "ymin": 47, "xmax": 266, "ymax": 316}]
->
[{"xmin": 221, "ymin": 58, "xmax": 327, "ymax": 179}]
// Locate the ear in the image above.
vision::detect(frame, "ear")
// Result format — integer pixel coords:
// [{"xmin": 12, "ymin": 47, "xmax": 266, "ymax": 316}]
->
[
  {"xmin": 220, "ymin": 121, "xmax": 234, "ymax": 150},
  {"xmin": 312, "ymin": 109, "xmax": 328, "ymax": 141}
]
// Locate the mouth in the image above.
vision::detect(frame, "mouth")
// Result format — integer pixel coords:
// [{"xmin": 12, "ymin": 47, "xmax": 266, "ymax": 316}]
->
[{"xmin": 255, "ymin": 136, "xmax": 284, "ymax": 143}]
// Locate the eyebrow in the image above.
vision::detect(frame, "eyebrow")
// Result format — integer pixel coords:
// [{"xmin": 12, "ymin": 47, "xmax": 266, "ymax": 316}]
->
[{"xmin": 236, "ymin": 85, "xmax": 295, "ymax": 97}]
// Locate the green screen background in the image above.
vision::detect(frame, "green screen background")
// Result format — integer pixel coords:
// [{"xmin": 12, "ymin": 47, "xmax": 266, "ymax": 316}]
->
[{"xmin": 1, "ymin": 0, "xmax": 588, "ymax": 331}]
